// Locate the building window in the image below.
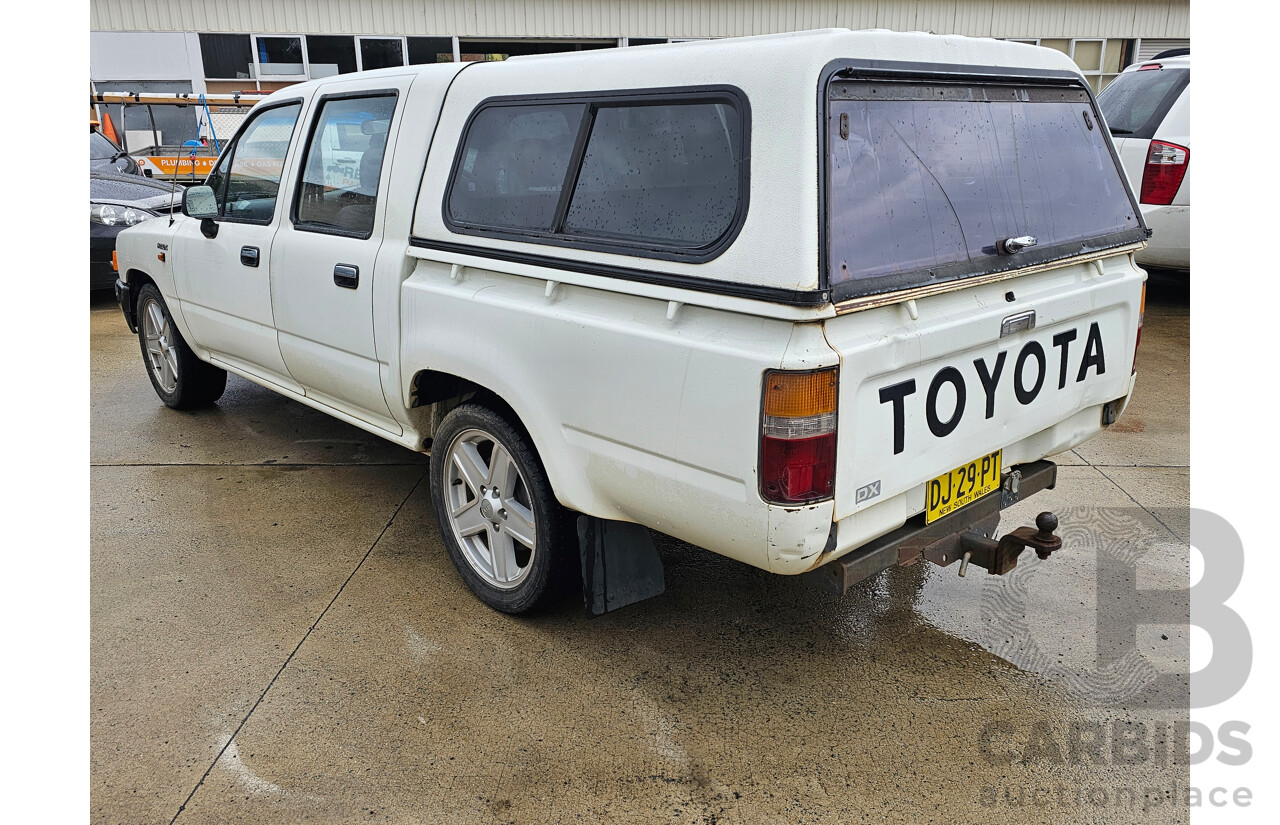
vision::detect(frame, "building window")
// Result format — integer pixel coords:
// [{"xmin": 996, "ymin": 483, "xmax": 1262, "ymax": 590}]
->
[
  {"xmin": 358, "ymin": 37, "xmax": 405, "ymax": 70},
  {"xmin": 1002, "ymin": 38, "xmax": 1129, "ymax": 91},
  {"xmin": 408, "ymin": 37, "xmax": 454, "ymax": 64},
  {"xmin": 306, "ymin": 36, "xmax": 357, "ymax": 77},
  {"xmin": 456, "ymin": 39, "xmax": 614, "ymax": 62},
  {"xmin": 255, "ymin": 36, "xmax": 306, "ymax": 77},
  {"xmin": 199, "ymin": 33, "xmax": 253, "ymax": 79}
]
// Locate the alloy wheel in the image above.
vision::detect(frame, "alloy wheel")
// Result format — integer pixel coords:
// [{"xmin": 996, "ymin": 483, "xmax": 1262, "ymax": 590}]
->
[
  {"xmin": 141, "ymin": 297, "xmax": 179, "ymax": 394},
  {"xmin": 443, "ymin": 428, "xmax": 538, "ymax": 589}
]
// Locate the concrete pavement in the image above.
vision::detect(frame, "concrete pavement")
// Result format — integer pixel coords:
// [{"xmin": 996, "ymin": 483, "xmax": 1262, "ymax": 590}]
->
[{"xmin": 91, "ymin": 280, "xmax": 1190, "ymax": 824}]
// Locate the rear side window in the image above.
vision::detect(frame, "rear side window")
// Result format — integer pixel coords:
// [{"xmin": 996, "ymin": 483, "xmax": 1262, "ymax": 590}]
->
[
  {"xmin": 826, "ymin": 81, "xmax": 1142, "ymax": 299},
  {"xmin": 1097, "ymin": 67, "xmax": 1189, "ymax": 139},
  {"xmin": 294, "ymin": 93, "xmax": 398, "ymax": 238},
  {"xmin": 444, "ymin": 89, "xmax": 748, "ymax": 260}
]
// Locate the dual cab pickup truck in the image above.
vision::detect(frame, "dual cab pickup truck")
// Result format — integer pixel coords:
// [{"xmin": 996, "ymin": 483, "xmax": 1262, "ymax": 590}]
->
[{"xmin": 114, "ymin": 29, "xmax": 1148, "ymax": 615}]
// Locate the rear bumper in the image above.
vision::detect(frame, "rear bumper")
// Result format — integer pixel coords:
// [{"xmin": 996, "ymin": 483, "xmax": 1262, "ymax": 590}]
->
[{"xmin": 804, "ymin": 460, "xmax": 1058, "ymax": 594}]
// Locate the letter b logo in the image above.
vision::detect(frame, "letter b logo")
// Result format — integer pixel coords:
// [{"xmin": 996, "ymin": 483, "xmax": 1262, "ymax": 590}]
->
[{"xmin": 1096, "ymin": 508, "xmax": 1251, "ymax": 709}]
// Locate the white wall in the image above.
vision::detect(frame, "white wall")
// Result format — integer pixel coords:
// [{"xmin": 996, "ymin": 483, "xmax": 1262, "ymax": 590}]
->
[
  {"xmin": 89, "ymin": 0, "xmax": 1190, "ymax": 40},
  {"xmin": 90, "ymin": 31, "xmax": 206, "ymax": 93}
]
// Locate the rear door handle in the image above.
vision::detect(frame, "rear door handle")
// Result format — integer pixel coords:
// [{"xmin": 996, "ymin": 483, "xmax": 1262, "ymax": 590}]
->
[
  {"xmin": 240, "ymin": 246, "xmax": 259, "ymax": 267},
  {"xmin": 333, "ymin": 264, "xmax": 359, "ymax": 289}
]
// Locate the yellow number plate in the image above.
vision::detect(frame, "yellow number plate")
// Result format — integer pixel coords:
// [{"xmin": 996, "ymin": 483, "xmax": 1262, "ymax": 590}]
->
[{"xmin": 925, "ymin": 449, "xmax": 1002, "ymax": 524}]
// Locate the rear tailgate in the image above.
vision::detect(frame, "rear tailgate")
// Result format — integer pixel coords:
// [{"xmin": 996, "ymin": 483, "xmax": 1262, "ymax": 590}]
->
[
  {"xmin": 824, "ymin": 262, "xmax": 1141, "ymax": 521},
  {"xmin": 819, "ymin": 68, "xmax": 1147, "ymax": 522}
]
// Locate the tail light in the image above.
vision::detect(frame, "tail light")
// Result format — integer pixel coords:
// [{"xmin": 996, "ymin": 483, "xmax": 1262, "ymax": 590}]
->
[
  {"xmin": 760, "ymin": 368, "xmax": 837, "ymax": 504},
  {"xmin": 1133, "ymin": 282, "xmax": 1146, "ymax": 374},
  {"xmin": 1139, "ymin": 140, "xmax": 1189, "ymax": 205}
]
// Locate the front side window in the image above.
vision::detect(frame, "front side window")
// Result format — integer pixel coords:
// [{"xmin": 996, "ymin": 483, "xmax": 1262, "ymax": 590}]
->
[
  {"xmin": 295, "ymin": 94, "xmax": 398, "ymax": 237},
  {"xmin": 444, "ymin": 91, "xmax": 747, "ymax": 259},
  {"xmin": 218, "ymin": 102, "xmax": 303, "ymax": 223}
]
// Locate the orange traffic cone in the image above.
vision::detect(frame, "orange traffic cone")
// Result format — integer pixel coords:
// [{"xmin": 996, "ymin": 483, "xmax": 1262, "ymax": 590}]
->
[{"xmin": 101, "ymin": 111, "xmax": 119, "ymax": 145}]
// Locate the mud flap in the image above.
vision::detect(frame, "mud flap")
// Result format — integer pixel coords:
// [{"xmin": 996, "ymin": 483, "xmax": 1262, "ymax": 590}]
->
[{"xmin": 577, "ymin": 516, "xmax": 665, "ymax": 617}]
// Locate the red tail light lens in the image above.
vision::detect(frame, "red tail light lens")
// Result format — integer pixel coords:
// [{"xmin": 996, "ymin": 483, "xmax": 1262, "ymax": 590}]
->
[
  {"xmin": 761, "ymin": 433, "xmax": 836, "ymax": 503},
  {"xmin": 760, "ymin": 368, "xmax": 838, "ymax": 505},
  {"xmin": 1139, "ymin": 140, "xmax": 1189, "ymax": 205}
]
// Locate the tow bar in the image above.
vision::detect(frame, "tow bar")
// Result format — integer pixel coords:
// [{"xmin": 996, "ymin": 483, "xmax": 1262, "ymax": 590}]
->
[
  {"xmin": 806, "ymin": 460, "xmax": 1063, "ymax": 595},
  {"xmin": 954, "ymin": 511, "xmax": 1061, "ymax": 577}
]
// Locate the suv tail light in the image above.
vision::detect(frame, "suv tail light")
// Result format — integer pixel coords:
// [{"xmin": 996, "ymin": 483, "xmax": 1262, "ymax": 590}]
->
[
  {"xmin": 1139, "ymin": 140, "xmax": 1189, "ymax": 205},
  {"xmin": 760, "ymin": 368, "xmax": 837, "ymax": 504}
]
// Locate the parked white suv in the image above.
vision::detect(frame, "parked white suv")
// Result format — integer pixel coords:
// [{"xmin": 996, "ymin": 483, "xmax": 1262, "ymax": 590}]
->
[
  {"xmin": 112, "ymin": 30, "xmax": 1148, "ymax": 615},
  {"xmin": 1098, "ymin": 50, "xmax": 1190, "ymax": 272}
]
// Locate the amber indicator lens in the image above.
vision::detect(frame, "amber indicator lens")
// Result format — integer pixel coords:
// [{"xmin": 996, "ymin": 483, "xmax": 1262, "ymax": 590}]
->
[{"xmin": 763, "ymin": 369, "xmax": 837, "ymax": 418}]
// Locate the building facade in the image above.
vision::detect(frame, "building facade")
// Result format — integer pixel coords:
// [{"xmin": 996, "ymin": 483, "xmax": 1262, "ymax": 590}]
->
[{"xmin": 90, "ymin": 0, "xmax": 1190, "ymax": 120}]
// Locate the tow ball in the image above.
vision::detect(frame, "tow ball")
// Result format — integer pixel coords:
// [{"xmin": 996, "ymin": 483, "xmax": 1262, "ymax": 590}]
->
[{"xmin": 956, "ymin": 512, "xmax": 1062, "ymax": 577}]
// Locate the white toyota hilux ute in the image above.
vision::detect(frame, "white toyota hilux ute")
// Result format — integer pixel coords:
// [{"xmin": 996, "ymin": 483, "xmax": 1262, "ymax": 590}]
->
[{"xmin": 113, "ymin": 29, "xmax": 1149, "ymax": 615}]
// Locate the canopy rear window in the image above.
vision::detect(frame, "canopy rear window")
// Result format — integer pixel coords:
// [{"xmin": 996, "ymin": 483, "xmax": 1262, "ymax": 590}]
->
[
  {"xmin": 444, "ymin": 88, "xmax": 747, "ymax": 262},
  {"xmin": 826, "ymin": 80, "xmax": 1144, "ymax": 300}
]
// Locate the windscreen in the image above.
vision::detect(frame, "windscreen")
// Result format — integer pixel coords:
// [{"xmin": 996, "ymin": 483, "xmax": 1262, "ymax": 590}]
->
[
  {"xmin": 827, "ymin": 80, "xmax": 1142, "ymax": 298},
  {"xmin": 1097, "ymin": 67, "xmax": 1189, "ymax": 139},
  {"xmin": 90, "ymin": 131, "xmax": 119, "ymax": 160}
]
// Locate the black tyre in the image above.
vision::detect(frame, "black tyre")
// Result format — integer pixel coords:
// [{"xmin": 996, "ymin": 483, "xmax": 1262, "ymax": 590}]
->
[
  {"xmin": 135, "ymin": 283, "xmax": 227, "ymax": 409},
  {"xmin": 429, "ymin": 403, "xmax": 574, "ymax": 614}
]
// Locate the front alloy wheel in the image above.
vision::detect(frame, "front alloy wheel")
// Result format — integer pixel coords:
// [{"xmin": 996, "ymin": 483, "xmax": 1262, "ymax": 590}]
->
[
  {"xmin": 141, "ymin": 295, "xmax": 179, "ymax": 394},
  {"xmin": 133, "ymin": 283, "xmax": 226, "ymax": 409}
]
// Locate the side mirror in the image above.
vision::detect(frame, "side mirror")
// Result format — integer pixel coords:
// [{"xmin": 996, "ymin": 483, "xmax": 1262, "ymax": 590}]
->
[{"xmin": 182, "ymin": 185, "xmax": 219, "ymax": 220}]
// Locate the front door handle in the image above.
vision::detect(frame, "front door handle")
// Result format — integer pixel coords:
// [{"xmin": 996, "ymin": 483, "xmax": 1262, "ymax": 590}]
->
[
  {"xmin": 240, "ymin": 246, "xmax": 259, "ymax": 267},
  {"xmin": 334, "ymin": 264, "xmax": 359, "ymax": 289}
]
